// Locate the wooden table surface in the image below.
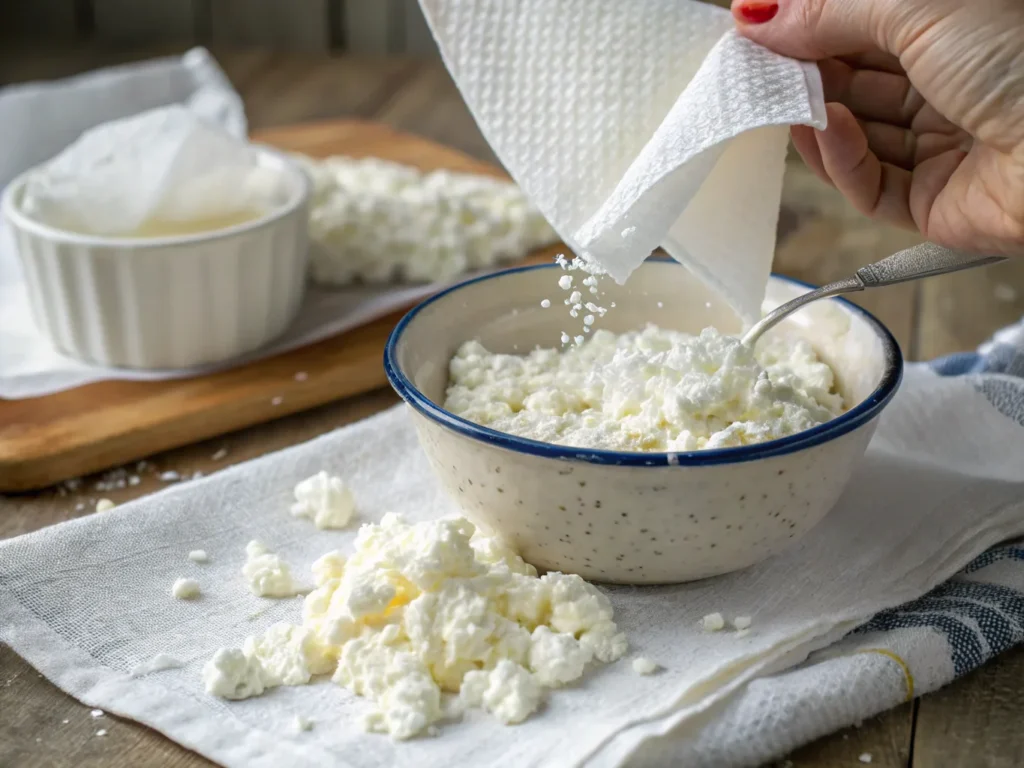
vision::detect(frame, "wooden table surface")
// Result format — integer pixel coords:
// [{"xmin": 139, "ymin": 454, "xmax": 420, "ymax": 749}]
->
[{"xmin": 2, "ymin": 44, "xmax": 1024, "ymax": 768}]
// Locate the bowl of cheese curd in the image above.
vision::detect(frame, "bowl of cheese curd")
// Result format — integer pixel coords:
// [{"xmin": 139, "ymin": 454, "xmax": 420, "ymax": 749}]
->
[{"xmin": 385, "ymin": 258, "xmax": 902, "ymax": 584}]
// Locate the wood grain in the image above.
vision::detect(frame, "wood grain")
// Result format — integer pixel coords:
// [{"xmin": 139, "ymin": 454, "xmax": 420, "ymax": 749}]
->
[
  {"xmin": 0, "ymin": 0, "xmax": 81, "ymax": 40},
  {"xmin": 0, "ymin": 118, "xmax": 558, "ymax": 492},
  {"xmin": 917, "ymin": 256, "xmax": 1024, "ymax": 360},
  {"xmin": 0, "ymin": 42, "xmax": 187, "ymax": 86},
  {"xmin": 913, "ymin": 647, "xmax": 1024, "ymax": 768},
  {"xmin": 254, "ymin": 117, "xmax": 501, "ymax": 174},
  {"xmin": 399, "ymin": 0, "xmax": 438, "ymax": 56},
  {"xmin": 209, "ymin": 0, "xmax": 331, "ymax": 51},
  {"xmin": 0, "ymin": 384, "xmax": 398, "ymax": 543},
  {"xmin": 226, "ymin": 53, "xmax": 416, "ymax": 129},
  {"xmin": 0, "ymin": 645, "xmax": 215, "ymax": 768},
  {"xmin": 783, "ymin": 705, "xmax": 914, "ymax": 768},
  {"xmin": 91, "ymin": 0, "xmax": 197, "ymax": 42},
  {"xmin": 374, "ymin": 60, "xmax": 501, "ymax": 166},
  {"xmin": 0, "ymin": 0, "xmax": 731, "ymax": 51},
  {"xmin": 341, "ymin": 0, "xmax": 397, "ymax": 53},
  {"xmin": 0, "ymin": 307, "xmax": 400, "ymax": 491}
]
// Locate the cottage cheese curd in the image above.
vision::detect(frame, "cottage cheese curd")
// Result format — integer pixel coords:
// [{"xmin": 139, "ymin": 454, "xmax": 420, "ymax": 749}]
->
[
  {"xmin": 631, "ymin": 656, "xmax": 658, "ymax": 675},
  {"xmin": 204, "ymin": 514, "xmax": 626, "ymax": 739},
  {"xmin": 130, "ymin": 653, "xmax": 184, "ymax": 678},
  {"xmin": 701, "ymin": 613, "xmax": 726, "ymax": 632},
  {"xmin": 202, "ymin": 648, "xmax": 267, "ymax": 700},
  {"xmin": 295, "ymin": 155, "xmax": 557, "ymax": 286},
  {"xmin": 291, "ymin": 471, "xmax": 357, "ymax": 529},
  {"xmin": 444, "ymin": 325, "xmax": 844, "ymax": 452},
  {"xmin": 242, "ymin": 541, "xmax": 299, "ymax": 597},
  {"xmin": 171, "ymin": 577, "xmax": 200, "ymax": 600}
]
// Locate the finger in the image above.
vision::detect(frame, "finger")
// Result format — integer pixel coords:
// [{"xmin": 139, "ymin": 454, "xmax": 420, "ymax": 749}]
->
[
  {"xmin": 909, "ymin": 150, "xmax": 970, "ymax": 241},
  {"xmin": 837, "ymin": 50, "xmax": 904, "ymax": 75},
  {"xmin": 914, "ymin": 130, "xmax": 973, "ymax": 164},
  {"xmin": 815, "ymin": 103, "xmax": 915, "ymax": 229},
  {"xmin": 859, "ymin": 121, "xmax": 916, "ymax": 169},
  {"xmin": 911, "ymin": 104, "xmax": 963, "ymax": 137},
  {"xmin": 790, "ymin": 125, "xmax": 833, "ymax": 185},
  {"xmin": 730, "ymin": 0, "xmax": 938, "ymax": 62},
  {"xmin": 818, "ymin": 59, "xmax": 923, "ymax": 128},
  {"xmin": 856, "ymin": 119, "xmax": 969, "ymax": 170}
]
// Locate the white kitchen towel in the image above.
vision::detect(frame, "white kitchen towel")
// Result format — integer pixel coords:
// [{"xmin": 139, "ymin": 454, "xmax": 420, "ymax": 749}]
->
[
  {"xmin": 0, "ymin": 49, "xmax": 556, "ymax": 400},
  {"xmin": 419, "ymin": 0, "xmax": 827, "ymax": 324},
  {"xmin": 2, "ymin": 324, "xmax": 1023, "ymax": 768}
]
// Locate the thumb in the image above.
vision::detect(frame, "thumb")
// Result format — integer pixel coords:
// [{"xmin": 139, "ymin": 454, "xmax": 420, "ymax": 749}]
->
[{"xmin": 730, "ymin": 0, "xmax": 938, "ymax": 61}]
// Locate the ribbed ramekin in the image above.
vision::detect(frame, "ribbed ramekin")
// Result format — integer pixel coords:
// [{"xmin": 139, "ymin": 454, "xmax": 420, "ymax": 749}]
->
[{"xmin": 1, "ymin": 148, "xmax": 310, "ymax": 370}]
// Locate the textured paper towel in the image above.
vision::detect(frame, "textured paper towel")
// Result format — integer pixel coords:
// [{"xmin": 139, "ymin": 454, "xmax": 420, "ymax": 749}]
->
[
  {"xmin": 19, "ymin": 105, "xmax": 291, "ymax": 237},
  {"xmin": 2, "ymin": 361, "xmax": 1022, "ymax": 767},
  {"xmin": 0, "ymin": 48, "xmax": 245, "ymax": 189},
  {"xmin": 420, "ymin": 0, "xmax": 826, "ymax": 324}
]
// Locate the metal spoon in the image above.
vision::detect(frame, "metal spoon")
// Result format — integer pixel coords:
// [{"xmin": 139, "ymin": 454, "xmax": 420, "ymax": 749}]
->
[{"xmin": 741, "ymin": 242, "xmax": 1007, "ymax": 347}]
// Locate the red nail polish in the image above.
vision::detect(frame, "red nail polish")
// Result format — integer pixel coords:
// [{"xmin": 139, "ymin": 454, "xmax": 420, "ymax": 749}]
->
[{"xmin": 736, "ymin": 2, "xmax": 779, "ymax": 24}]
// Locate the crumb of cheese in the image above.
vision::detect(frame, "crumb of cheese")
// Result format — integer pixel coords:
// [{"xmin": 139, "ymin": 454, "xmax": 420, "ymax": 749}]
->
[
  {"xmin": 631, "ymin": 657, "xmax": 658, "ymax": 675},
  {"xmin": 171, "ymin": 577, "xmax": 201, "ymax": 600},
  {"xmin": 701, "ymin": 613, "xmax": 725, "ymax": 632}
]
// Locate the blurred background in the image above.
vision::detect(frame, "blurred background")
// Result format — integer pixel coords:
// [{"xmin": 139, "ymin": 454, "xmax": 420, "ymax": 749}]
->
[
  {"xmin": 2, "ymin": 0, "xmax": 490, "ymax": 158},
  {"xmin": 0, "ymin": 0, "xmax": 736, "ymax": 159},
  {"xmin": 2, "ymin": 0, "xmax": 1021, "ymax": 358},
  {"xmin": 0, "ymin": 0, "xmax": 440, "ymax": 54}
]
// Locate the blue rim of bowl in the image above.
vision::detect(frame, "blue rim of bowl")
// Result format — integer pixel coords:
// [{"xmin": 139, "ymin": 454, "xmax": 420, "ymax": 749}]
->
[{"xmin": 383, "ymin": 259, "xmax": 904, "ymax": 466}]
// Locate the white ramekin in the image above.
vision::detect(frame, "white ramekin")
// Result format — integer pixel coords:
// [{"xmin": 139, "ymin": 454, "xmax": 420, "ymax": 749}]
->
[{"xmin": 1, "ymin": 148, "xmax": 311, "ymax": 370}]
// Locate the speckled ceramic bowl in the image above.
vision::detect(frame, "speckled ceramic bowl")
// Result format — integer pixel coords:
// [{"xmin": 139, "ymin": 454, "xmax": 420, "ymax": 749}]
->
[{"xmin": 385, "ymin": 259, "xmax": 902, "ymax": 584}]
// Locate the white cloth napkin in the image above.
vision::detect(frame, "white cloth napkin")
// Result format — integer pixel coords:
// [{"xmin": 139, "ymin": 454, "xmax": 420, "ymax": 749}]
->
[
  {"xmin": 3, "ymin": 348, "xmax": 1023, "ymax": 767},
  {"xmin": 419, "ymin": 0, "xmax": 826, "ymax": 325},
  {"xmin": 0, "ymin": 49, "xmax": 547, "ymax": 400}
]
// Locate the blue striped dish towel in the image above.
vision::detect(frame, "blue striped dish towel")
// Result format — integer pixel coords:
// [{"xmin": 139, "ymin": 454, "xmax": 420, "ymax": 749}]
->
[{"xmin": 625, "ymin": 318, "xmax": 1024, "ymax": 767}]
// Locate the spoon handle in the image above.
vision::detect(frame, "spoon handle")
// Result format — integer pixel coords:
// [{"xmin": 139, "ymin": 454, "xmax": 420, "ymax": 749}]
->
[
  {"xmin": 856, "ymin": 242, "xmax": 1006, "ymax": 287},
  {"xmin": 741, "ymin": 242, "xmax": 1007, "ymax": 347}
]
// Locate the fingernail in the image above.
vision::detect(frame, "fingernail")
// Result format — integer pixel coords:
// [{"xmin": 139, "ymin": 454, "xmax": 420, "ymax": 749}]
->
[{"xmin": 735, "ymin": 2, "xmax": 779, "ymax": 24}]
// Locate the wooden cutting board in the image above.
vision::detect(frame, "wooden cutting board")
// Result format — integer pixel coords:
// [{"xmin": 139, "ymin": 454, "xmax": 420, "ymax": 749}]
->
[{"xmin": 0, "ymin": 119, "xmax": 559, "ymax": 492}]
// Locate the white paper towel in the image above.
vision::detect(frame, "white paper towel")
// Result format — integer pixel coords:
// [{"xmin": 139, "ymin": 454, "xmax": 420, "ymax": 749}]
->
[
  {"xmin": 19, "ymin": 105, "xmax": 290, "ymax": 237},
  {"xmin": 419, "ymin": 0, "xmax": 826, "ymax": 324},
  {"xmin": 0, "ymin": 48, "xmax": 245, "ymax": 190}
]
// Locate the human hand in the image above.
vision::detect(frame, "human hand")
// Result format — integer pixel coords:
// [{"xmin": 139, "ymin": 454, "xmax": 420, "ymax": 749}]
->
[{"xmin": 731, "ymin": 0, "xmax": 1024, "ymax": 256}]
